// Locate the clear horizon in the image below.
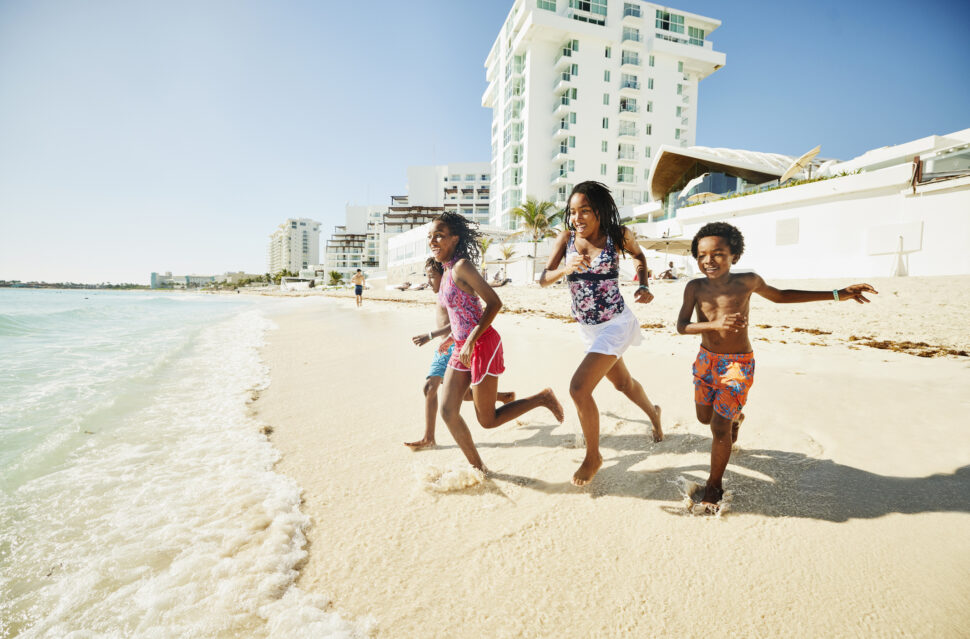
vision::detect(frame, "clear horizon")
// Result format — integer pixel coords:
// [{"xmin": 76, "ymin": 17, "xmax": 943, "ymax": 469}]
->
[{"xmin": 1, "ymin": 0, "xmax": 968, "ymax": 285}]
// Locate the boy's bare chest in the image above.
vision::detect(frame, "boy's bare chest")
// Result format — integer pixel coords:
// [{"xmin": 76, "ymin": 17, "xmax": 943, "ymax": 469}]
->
[{"xmin": 695, "ymin": 284, "xmax": 751, "ymax": 318}]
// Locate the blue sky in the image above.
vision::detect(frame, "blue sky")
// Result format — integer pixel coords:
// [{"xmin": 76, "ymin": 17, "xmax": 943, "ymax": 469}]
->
[{"xmin": 1, "ymin": 0, "xmax": 967, "ymax": 284}]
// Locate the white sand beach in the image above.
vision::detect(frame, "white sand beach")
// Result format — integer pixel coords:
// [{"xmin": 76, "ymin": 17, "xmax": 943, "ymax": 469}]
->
[{"xmin": 255, "ymin": 276, "xmax": 970, "ymax": 638}]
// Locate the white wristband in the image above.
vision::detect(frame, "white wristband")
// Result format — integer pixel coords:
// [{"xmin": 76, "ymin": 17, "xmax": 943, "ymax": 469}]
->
[{"xmin": 428, "ymin": 332, "xmax": 433, "ymax": 341}]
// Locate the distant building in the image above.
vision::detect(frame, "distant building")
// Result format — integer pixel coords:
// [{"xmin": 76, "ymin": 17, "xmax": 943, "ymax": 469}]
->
[
  {"xmin": 267, "ymin": 218, "xmax": 321, "ymax": 275},
  {"xmin": 484, "ymin": 0, "xmax": 724, "ymax": 227},
  {"xmin": 150, "ymin": 272, "xmax": 216, "ymax": 289},
  {"xmin": 407, "ymin": 163, "xmax": 491, "ymax": 227},
  {"xmin": 632, "ymin": 128, "xmax": 970, "ymax": 278}
]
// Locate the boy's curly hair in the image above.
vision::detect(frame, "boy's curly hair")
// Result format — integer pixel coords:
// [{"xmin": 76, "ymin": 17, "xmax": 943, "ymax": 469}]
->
[
  {"xmin": 434, "ymin": 212, "xmax": 482, "ymax": 265},
  {"xmin": 691, "ymin": 222, "xmax": 745, "ymax": 258}
]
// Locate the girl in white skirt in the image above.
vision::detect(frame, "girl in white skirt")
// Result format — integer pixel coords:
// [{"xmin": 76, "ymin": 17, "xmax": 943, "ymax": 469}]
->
[{"xmin": 539, "ymin": 181, "xmax": 663, "ymax": 486}]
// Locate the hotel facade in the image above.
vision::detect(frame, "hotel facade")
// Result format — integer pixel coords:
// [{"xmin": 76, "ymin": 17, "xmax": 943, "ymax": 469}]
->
[
  {"xmin": 267, "ymin": 218, "xmax": 321, "ymax": 275},
  {"xmin": 484, "ymin": 0, "xmax": 725, "ymax": 228}
]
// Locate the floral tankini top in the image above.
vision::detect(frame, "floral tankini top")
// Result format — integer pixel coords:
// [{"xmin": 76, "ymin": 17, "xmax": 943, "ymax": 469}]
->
[
  {"xmin": 566, "ymin": 232, "xmax": 624, "ymax": 325},
  {"xmin": 437, "ymin": 260, "xmax": 483, "ymax": 341}
]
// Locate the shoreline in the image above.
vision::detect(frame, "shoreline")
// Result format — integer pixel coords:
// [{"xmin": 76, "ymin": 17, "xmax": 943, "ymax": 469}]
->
[{"xmin": 255, "ymin": 291, "xmax": 970, "ymax": 637}]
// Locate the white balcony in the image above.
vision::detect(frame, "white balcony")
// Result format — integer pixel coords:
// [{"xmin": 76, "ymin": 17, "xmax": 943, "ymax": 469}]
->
[
  {"xmin": 552, "ymin": 97, "xmax": 571, "ymax": 119},
  {"xmin": 552, "ymin": 71, "xmax": 572, "ymax": 93},
  {"xmin": 551, "ymin": 171, "xmax": 571, "ymax": 187},
  {"xmin": 551, "ymin": 146, "xmax": 570, "ymax": 162},
  {"xmin": 554, "ymin": 47, "xmax": 573, "ymax": 71},
  {"xmin": 619, "ymin": 80, "xmax": 640, "ymax": 96},
  {"xmin": 552, "ymin": 121, "xmax": 571, "ymax": 139}
]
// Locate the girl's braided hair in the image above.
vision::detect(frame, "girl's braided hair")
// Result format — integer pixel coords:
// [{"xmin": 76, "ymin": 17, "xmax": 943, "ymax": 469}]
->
[{"xmin": 567, "ymin": 181, "xmax": 632, "ymax": 257}]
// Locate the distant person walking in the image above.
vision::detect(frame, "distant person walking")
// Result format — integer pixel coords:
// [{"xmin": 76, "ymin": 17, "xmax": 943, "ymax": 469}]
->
[{"xmin": 351, "ymin": 269, "xmax": 365, "ymax": 307}]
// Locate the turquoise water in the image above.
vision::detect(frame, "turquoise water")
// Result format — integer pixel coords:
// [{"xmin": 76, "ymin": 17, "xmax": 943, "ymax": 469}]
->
[{"xmin": 0, "ymin": 290, "xmax": 363, "ymax": 638}]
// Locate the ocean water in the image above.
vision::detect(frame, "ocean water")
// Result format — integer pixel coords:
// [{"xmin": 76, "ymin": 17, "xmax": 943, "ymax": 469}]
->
[{"xmin": 0, "ymin": 290, "xmax": 367, "ymax": 638}]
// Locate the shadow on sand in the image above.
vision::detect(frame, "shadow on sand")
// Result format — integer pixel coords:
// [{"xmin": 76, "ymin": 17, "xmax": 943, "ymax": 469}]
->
[{"xmin": 470, "ymin": 422, "xmax": 970, "ymax": 522}]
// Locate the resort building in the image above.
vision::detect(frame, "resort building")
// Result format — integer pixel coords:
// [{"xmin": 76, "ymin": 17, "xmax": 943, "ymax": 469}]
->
[
  {"xmin": 407, "ymin": 163, "xmax": 491, "ymax": 227},
  {"xmin": 150, "ymin": 272, "xmax": 217, "ymax": 289},
  {"xmin": 322, "ymin": 225, "xmax": 368, "ymax": 281},
  {"xmin": 629, "ymin": 128, "xmax": 970, "ymax": 278},
  {"xmin": 266, "ymin": 218, "xmax": 321, "ymax": 275},
  {"xmin": 484, "ymin": 0, "xmax": 725, "ymax": 228}
]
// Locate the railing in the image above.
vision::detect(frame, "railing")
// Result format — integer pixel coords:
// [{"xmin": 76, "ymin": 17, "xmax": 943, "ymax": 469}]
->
[
  {"xmin": 619, "ymin": 104, "xmax": 639, "ymax": 113},
  {"xmin": 552, "ymin": 96, "xmax": 570, "ymax": 112},
  {"xmin": 617, "ymin": 150, "xmax": 636, "ymax": 160},
  {"xmin": 554, "ymin": 47, "xmax": 572, "ymax": 66},
  {"xmin": 618, "ymin": 127, "xmax": 637, "ymax": 137},
  {"xmin": 621, "ymin": 55, "xmax": 640, "ymax": 66},
  {"xmin": 551, "ymin": 169, "xmax": 570, "ymax": 182},
  {"xmin": 622, "ymin": 33, "xmax": 642, "ymax": 43},
  {"xmin": 617, "ymin": 174, "xmax": 637, "ymax": 184},
  {"xmin": 623, "ymin": 6, "xmax": 641, "ymax": 18},
  {"xmin": 552, "ymin": 72, "xmax": 572, "ymax": 89},
  {"xmin": 551, "ymin": 145, "xmax": 570, "ymax": 159},
  {"xmin": 553, "ymin": 121, "xmax": 570, "ymax": 135},
  {"xmin": 620, "ymin": 80, "xmax": 640, "ymax": 90}
]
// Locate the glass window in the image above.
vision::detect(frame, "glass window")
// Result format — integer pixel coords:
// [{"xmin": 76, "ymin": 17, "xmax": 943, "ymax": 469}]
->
[
  {"xmin": 688, "ymin": 26, "xmax": 705, "ymax": 46},
  {"xmin": 602, "ymin": 140, "xmax": 608, "ymax": 152},
  {"xmin": 649, "ymin": 55, "xmax": 654, "ymax": 67},
  {"xmin": 621, "ymin": 73, "xmax": 638, "ymax": 90},
  {"xmin": 465, "ymin": 174, "xmax": 475, "ymax": 181},
  {"xmin": 623, "ymin": 3, "xmax": 641, "ymax": 18},
  {"xmin": 674, "ymin": 129, "xmax": 680, "ymax": 139},
  {"xmin": 600, "ymin": 163, "xmax": 607, "ymax": 176},
  {"xmin": 646, "ymin": 101, "xmax": 653, "ymax": 112},
  {"xmin": 678, "ymin": 61, "xmax": 684, "ymax": 73},
  {"xmin": 617, "ymin": 166, "xmax": 634, "ymax": 182},
  {"xmin": 605, "ymin": 46, "xmax": 611, "ymax": 58},
  {"xmin": 647, "ymin": 78, "xmax": 653, "ymax": 90},
  {"xmin": 537, "ymin": 0, "xmax": 556, "ymax": 10},
  {"xmin": 602, "ymin": 117, "xmax": 609, "ymax": 129},
  {"xmin": 645, "ymin": 124, "xmax": 652, "ymax": 135},
  {"xmin": 604, "ymin": 70, "xmax": 611, "ymax": 81},
  {"xmin": 645, "ymin": 145, "xmax": 651, "ymax": 157},
  {"xmin": 603, "ymin": 93, "xmax": 609, "ymax": 105},
  {"xmin": 655, "ymin": 10, "xmax": 685, "ymax": 34}
]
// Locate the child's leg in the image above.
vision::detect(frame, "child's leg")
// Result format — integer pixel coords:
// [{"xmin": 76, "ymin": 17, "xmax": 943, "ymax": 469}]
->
[
  {"xmin": 702, "ymin": 410, "xmax": 734, "ymax": 507},
  {"xmin": 568, "ymin": 352, "xmax": 621, "ymax": 486},
  {"xmin": 439, "ymin": 368, "xmax": 484, "ymax": 469},
  {"xmin": 463, "ymin": 388, "xmax": 516, "ymax": 404},
  {"xmin": 470, "ymin": 375, "xmax": 563, "ymax": 429},
  {"xmin": 605, "ymin": 357, "xmax": 663, "ymax": 442},
  {"xmin": 405, "ymin": 376, "xmax": 441, "ymax": 449}
]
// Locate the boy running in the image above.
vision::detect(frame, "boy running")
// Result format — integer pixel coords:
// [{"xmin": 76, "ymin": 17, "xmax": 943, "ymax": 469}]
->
[{"xmin": 676, "ymin": 222, "xmax": 877, "ymax": 514}]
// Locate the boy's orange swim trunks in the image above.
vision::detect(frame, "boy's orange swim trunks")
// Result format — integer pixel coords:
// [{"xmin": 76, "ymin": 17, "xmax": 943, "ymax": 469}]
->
[{"xmin": 692, "ymin": 345, "xmax": 755, "ymax": 421}]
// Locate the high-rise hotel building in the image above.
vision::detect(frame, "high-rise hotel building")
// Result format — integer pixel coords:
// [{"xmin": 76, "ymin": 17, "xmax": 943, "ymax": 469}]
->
[
  {"xmin": 483, "ymin": 0, "xmax": 725, "ymax": 228},
  {"xmin": 267, "ymin": 217, "xmax": 321, "ymax": 275}
]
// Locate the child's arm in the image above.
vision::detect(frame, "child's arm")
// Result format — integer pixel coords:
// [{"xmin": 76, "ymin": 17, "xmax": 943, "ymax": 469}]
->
[
  {"xmin": 752, "ymin": 275, "xmax": 877, "ymax": 304},
  {"xmin": 412, "ymin": 323, "xmax": 451, "ymax": 347},
  {"xmin": 621, "ymin": 228, "xmax": 653, "ymax": 303},
  {"xmin": 539, "ymin": 231, "xmax": 586, "ymax": 287},
  {"xmin": 676, "ymin": 281, "xmax": 746, "ymax": 334}
]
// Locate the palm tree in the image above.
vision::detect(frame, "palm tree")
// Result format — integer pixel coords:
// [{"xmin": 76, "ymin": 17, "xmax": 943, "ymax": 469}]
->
[
  {"xmin": 510, "ymin": 197, "xmax": 562, "ymax": 281},
  {"xmin": 479, "ymin": 237, "xmax": 493, "ymax": 276},
  {"xmin": 500, "ymin": 243, "xmax": 516, "ymax": 261}
]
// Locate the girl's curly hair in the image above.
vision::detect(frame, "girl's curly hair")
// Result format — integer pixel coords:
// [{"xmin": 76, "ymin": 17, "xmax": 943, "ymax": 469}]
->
[{"xmin": 434, "ymin": 212, "xmax": 482, "ymax": 265}]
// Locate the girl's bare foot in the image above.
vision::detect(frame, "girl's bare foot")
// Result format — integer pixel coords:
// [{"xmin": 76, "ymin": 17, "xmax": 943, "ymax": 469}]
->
[
  {"xmin": 497, "ymin": 391, "xmax": 516, "ymax": 405},
  {"xmin": 650, "ymin": 404, "xmax": 663, "ymax": 442},
  {"xmin": 404, "ymin": 438, "xmax": 436, "ymax": 450},
  {"xmin": 731, "ymin": 413, "xmax": 745, "ymax": 443},
  {"xmin": 571, "ymin": 453, "xmax": 603, "ymax": 486},
  {"xmin": 539, "ymin": 388, "xmax": 565, "ymax": 423}
]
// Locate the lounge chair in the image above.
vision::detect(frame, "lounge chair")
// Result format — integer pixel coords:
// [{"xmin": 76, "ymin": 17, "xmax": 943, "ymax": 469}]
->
[{"xmin": 395, "ymin": 281, "xmax": 412, "ymax": 291}]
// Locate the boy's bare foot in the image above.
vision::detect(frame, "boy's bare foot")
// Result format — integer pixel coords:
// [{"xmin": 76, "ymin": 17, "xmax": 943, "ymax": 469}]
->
[
  {"xmin": 497, "ymin": 391, "xmax": 516, "ymax": 405},
  {"xmin": 699, "ymin": 484, "xmax": 724, "ymax": 513},
  {"xmin": 731, "ymin": 413, "xmax": 745, "ymax": 443},
  {"xmin": 571, "ymin": 453, "xmax": 603, "ymax": 486},
  {"xmin": 539, "ymin": 388, "xmax": 565, "ymax": 423},
  {"xmin": 404, "ymin": 438, "xmax": 436, "ymax": 450},
  {"xmin": 650, "ymin": 404, "xmax": 663, "ymax": 442}
]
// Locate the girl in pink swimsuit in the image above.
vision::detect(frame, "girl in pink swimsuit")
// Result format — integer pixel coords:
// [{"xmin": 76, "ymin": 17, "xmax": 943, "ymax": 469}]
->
[
  {"xmin": 428, "ymin": 213, "xmax": 564, "ymax": 472},
  {"xmin": 539, "ymin": 182, "xmax": 663, "ymax": 486}
]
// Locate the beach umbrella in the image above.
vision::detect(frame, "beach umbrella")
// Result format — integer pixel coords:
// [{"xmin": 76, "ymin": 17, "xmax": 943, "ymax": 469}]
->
[
  {"xmin": 637, "ymin": 237, "xmax": 693, "ymax": 255},
  {"xmin": 686, "ymin": 191, "xmax": 720, "ymax": 204},
  {"xmin": 678, "ymin": 173, "xmax": 709, "ymax": 199},
  {"xmin": 780, "ymin": 145, "xmax": 821, "ymax": 183}
]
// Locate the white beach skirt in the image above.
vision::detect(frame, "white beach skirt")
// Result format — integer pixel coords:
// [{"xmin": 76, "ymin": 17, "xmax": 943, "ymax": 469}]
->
[{"xmin": 577, "ymin": 305, "xmax": 643, "ymax": 357}]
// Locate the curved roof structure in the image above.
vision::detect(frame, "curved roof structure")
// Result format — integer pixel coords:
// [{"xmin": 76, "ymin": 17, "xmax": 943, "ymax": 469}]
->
[{"xmin": 647, "ymin": 145, "xmax": 797, "ymax": 201}]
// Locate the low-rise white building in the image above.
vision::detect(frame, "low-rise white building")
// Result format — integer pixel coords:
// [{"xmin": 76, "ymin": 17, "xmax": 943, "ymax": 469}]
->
[{"xmin": 631, "ymin": 128, "xmax": 970, "ymax": 278}]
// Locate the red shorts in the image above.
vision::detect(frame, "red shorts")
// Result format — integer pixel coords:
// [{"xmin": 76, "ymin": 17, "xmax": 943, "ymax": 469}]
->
[
  {"xmin": 448, "ymin": 326, "xmax": 505, "ymax": 385},
  {"xmin": 692, "ymin": 345, "xmax": 755, "ymax": 421}
]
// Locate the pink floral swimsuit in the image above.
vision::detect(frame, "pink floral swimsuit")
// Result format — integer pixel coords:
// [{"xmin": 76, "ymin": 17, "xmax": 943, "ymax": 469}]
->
[
  {"xmin": 566, "ymin": 232, "xmax": 624, "ymax": 325},
  {"xmin": 438, "ymin": 260, "xmax": 482, "ymax": 341}
]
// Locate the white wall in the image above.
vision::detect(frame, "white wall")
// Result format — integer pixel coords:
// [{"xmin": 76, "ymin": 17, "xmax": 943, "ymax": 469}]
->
[{"xmin": 635, "ymin": 165, "xmax": 970, "ymax": 278}]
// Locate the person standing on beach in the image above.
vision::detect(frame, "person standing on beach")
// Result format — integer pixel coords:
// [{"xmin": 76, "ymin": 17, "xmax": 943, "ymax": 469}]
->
[
  {"xmin": 406, "ymin": 257, "xmax": 515, "ymax": 450},
  {"xmin": 429, "ymin": 212, "xmax": 564, "ymax": 472},
  {"xmin": 351, "ymin": 269, "xmax": 365, "ymax": 307},
  {"xmin": 676, "ymin": 221, "xmax": 877, "ymax": 514},
  {"xmin": 539, "ymin": 181, "xmax": 663, "ymax": 487}
]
